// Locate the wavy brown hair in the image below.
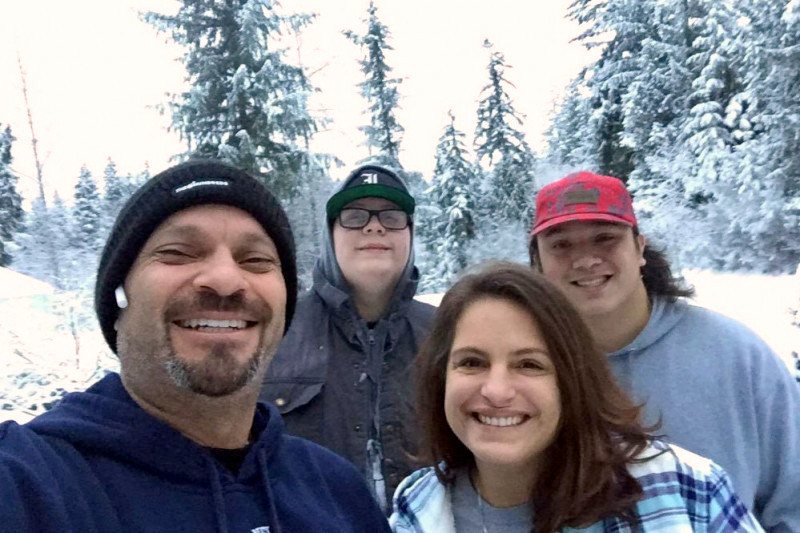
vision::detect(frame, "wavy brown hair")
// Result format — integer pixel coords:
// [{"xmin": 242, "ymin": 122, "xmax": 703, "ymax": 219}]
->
[{"xmin": 416, "ymin": 262, "xmax": 657, "ymax": 533}]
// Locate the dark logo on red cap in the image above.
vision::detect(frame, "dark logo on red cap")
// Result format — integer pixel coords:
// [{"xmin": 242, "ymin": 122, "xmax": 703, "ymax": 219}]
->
[{"xmin": 561, "ymin": 189, "xmax": 599, "ymax": 206}]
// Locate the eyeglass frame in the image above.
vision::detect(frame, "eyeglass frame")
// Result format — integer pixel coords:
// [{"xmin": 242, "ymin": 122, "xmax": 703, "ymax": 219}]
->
[{"xmin": 337, "ymin": 207, "xmax": 411, "ymax": 230}]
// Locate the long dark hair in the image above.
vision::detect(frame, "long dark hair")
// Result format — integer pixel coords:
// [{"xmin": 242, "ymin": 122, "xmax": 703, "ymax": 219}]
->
[
  {"xmin": 529, "ymin": 228, "xmax": 695, "ymax": 301},
  {"xmin": 416, "ymin": 262, "xmax": 655, "ymax": 532}
]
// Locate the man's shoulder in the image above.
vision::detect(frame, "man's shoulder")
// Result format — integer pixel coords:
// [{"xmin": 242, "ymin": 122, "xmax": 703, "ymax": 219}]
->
[
  {"xmin": 651, "ymin": 298, "xmax": 773, "ymax": 352},
  {"xmin": 0, "ymin": 419, "xmax": 74, "ymax": 489},
  {"xmin": 660, "ymin": 297, "xmax": 752, "ymax": 331},
  {"xmin": 406, "ymin": 298, "xmax": 436, "ymax": 324},
  {"xmin": 0, "ymin": 419, "xmax": 49, "ymax": 455}
]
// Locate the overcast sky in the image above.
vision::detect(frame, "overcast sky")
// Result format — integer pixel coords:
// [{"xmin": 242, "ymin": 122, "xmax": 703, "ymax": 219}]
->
[{"xmin": 1, "ymin": 0, "xmax": 592, "ymax": 202}]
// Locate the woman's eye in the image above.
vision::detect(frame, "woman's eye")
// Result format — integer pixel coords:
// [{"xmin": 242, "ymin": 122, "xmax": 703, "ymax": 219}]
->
[
  {"xmin": 454, "ymin": 357, "xmax": 484, "ymax": 369},
  {"xmin": 519, "ymin": 359, "xmax": 546, "ymax": 371}
]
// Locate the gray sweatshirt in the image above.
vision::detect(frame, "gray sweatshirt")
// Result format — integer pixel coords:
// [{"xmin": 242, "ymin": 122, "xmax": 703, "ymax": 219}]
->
[{"xmin": 608, "ymin": 296, "xmax": 800, "ymax": 532}]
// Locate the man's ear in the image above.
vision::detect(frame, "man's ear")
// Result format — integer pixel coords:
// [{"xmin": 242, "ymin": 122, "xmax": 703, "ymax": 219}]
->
[{"xmin": 637, "ymin": 233, "xmax": 647, "ymax": 267}]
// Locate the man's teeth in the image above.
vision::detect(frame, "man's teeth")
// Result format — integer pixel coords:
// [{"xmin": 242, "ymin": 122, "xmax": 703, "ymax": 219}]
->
[
  {"xmin": 574, "ymin": 277, "xmax": 606, "ymax": 287},
  {"xmin": 178, "ymin": 319, "xmax": 248, "ymax": 329},
  {"xmin": 477, "ymin": 414, "xmax": 525, "ymax": 427}
]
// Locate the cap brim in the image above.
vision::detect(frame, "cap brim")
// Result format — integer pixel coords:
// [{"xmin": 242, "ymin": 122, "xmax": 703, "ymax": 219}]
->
[
  {"xmin": 326, "ymin": 184, "xmax": 415, "ymax": 219},
  {"xmin": 531, "ymin": 213, "xmax": 633, "ymax": 236}
]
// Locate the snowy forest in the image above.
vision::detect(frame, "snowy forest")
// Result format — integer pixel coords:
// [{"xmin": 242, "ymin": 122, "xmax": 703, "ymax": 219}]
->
[{"xmin": 1, "ymin": 0, "xmax": 799, "ymax": 417}]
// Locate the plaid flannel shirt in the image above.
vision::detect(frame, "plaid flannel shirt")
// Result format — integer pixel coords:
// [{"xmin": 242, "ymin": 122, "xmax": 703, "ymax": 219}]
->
[{"xmin": 390, "ymin": 440, "xmax": 764, "ymax": 532}]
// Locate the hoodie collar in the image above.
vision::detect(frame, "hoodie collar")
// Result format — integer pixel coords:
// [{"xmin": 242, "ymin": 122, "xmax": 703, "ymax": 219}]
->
[
  {"xmin": 26, "ymin": 373, "xmax": 285, "ymax": 484},
  {"xmin": 609, "ymin": 296, "xmax": 686, "ymax": 357},
  {"xmin": 314, "ymin": 215, "xmax": 420, "ymax": 320}
]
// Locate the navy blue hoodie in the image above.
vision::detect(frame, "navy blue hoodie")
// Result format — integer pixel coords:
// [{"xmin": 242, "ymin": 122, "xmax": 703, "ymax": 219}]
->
[{"xmin": 0, "ymin": 373, "xmax": 390, "ymax": 533}]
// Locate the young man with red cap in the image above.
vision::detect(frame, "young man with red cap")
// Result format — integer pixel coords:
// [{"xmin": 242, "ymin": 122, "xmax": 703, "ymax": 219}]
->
[
  {"xmin": 261, "ymin": 164, "xmax": 435, "ymax": 514},
  {"xmin": 529, "ymin": 171, "xmax": 800, "ymax": 532}
]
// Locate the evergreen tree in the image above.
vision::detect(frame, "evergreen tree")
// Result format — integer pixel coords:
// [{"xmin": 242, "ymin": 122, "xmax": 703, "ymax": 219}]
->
[
  {"xmin": 681, "ymin": 0, "xmax": 738, "ymax": 202},
  {"xmin": 144, "ymin": 0, "xmax": 322, "ymax": 199},
  {"xmin": 545, "ymin": 79, "xmax": 598, "ymax": 169},
  {"xmin": 15, "ymin": 196, "xmax": 65, "ymax": 288},
  {"xmin": 103, "ymin": 159, "xmax": 124, "ymax": 212},
  {"xmin": 552, "ymin": 0, "xmax": 800, "ymax": 272},
  {"xmin": 284, "ymin": 152, "xmax": 335, "ymax": 290},
  {"xmin": 474, "ymin": 41, "xmax": 536, "ymax": 223},
  {"xmin": 99, "ymin": 159, "xmax": 144, "ymax": 238},
  {"xmin": 567, "ymin": 0, "xmax": 660, "ymax": 182},
  {"xmin": 344, "ymin": 1, "xmax": 404, "ymax": 167},
  {"xmin": 102, "ymin": 158, "xmax": 126, "ymax": 234},
  {"xmin": 422, "ymin": 112, "xmax": 477, "ymax": 291},
  {"xmin": 0, "ymin": 126, "xmax": 24, "ymax": 266},
  {"xmin": 72, "ymin": 165, "xmax": 102, "ymax": 252}
]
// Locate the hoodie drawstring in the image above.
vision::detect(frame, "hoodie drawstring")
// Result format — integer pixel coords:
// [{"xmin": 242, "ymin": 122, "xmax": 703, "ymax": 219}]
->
[
  {"xmin": 258, "ymin": 449, "xmax": 283, "ymax": 533},
  {"xmin": 206, "ymin": 458, "xmax": 229, "ymax": 533}
]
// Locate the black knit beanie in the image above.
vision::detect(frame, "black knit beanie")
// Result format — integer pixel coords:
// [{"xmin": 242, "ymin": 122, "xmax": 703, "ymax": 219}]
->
[{"xmin": 94, "ymin": 159, "xmax": 297, "ymax": 354}]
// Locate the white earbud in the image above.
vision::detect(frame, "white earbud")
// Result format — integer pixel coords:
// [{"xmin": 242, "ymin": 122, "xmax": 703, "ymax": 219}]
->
[{"xmin": 115, "ymin": 285, "xmax": 128, "ymax": 309}]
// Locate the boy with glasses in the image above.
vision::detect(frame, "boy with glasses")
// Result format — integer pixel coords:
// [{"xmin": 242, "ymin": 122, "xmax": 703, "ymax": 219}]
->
[{"xmin": 260, "ymin": 164, "xmax": 435, "ymax": 513}]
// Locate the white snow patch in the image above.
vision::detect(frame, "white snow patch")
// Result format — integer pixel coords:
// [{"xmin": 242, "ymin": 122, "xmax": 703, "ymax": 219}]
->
[{"xmin": 416, "ymin": 269, "xmax": 799, "ymax": 371}]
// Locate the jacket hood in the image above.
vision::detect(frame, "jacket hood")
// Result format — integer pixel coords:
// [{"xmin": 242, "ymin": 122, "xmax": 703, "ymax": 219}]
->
[
  {"xmin": 26, "ymin": 373, "xmax": 284, "ymax": 484},
  {"xmin": 609, "ymin": 296, "xmax": 685, "ymax": 358},
  {"xmin": 24, "ymin": 373, "xmax": 285, "ymax": 533},
  {"xmin": 315, "ymin": 209, "xmax": 420, "ymax": 317}
]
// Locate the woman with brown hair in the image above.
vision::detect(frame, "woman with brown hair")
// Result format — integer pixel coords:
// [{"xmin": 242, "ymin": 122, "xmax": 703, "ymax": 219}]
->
[{"xmin": 390, "ymin": 262, "xmax": 761, "ymax": 533}]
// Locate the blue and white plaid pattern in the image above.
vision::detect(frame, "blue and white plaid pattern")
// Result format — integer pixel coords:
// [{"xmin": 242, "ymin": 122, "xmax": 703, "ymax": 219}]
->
[{"xmin": 390, "ymin": 441, "xmax": 764, "ymax": 532}]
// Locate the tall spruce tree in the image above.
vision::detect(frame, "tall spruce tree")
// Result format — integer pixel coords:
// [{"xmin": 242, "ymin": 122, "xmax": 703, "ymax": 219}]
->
[
  {"xmin": 422, "ymin": 112, "xmax": 477, "ymax": 291},
  {"xmin": 344, "ymin": 1, "xmax": 404, "ymax": 167},
  {"xmin": 550, "ymin": 0, "xmax": 800, "ymax": 272},
  {"xmin": 101, "ymin": 158, "xmax": 127, "ymax": 235},
  {"xmin": 72, "ymin": 165, "xmax": 102, "ymax": 252},
  {"xmin": 474, "ymin": 41, "xmax": 536, "ymax": 223},
  {"xmin": 144, "ymin": 0, "xmax": 322, "ymax": 199},
  {"xmin": 682, "ymin": 1, "xmax": 738, "ymax": 201},
  {"xmin": 0, "ymin": 126, "xmax": 24, "ymax": 266},
  {"xmin": 545, "ymin": 79, "xmax": 598, "ymax": 169},
  {"xmin": 567, "ymin": 0, "xmax": 659, "ymax": 182}
]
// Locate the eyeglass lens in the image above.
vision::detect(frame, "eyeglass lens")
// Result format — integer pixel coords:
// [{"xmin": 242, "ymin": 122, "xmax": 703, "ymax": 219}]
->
[{"xmin": 339, "ymin": 208, "xmax": 408, "ymax": 230}]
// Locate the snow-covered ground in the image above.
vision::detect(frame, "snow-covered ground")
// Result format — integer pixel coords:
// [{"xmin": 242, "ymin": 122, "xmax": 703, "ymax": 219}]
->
[{"xmin": 2, "ymin": 268, "xmax": 798, "ymax": 425}]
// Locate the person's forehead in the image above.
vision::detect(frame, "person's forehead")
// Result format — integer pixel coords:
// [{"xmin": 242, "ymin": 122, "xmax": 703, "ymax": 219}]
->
[
  {"xmin": 344, "ymin": 197, "xmax": 400, "ymax": 210},
  {"xmin": 540, "ymin": 220, "xmax": 630, "ymax": 238},
  {"xmin": 150, "ymin": 204, "xmax": 274, "ymax": 244}
]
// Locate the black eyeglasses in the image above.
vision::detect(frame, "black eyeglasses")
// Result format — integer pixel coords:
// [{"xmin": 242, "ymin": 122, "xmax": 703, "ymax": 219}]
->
[{"xmin": 338, "ymin": 208, "xmax": 410, "ymax": 230}]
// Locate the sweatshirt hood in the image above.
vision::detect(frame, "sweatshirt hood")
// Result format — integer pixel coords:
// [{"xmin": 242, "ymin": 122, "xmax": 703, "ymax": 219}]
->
[
  {"xmin": 26, "ymin": 373, "xmax": 284, "ymax": 482},
  {"xmin": 25, "ymin": 373, "xmax": 285, "ymax": 533},
  {"xmin": 314, "ymin": 210, "xmax": 420, "ymax": 317},
  {"xmin": 609, "ymin": 296, "xmax": 686, "ymax": 358}
]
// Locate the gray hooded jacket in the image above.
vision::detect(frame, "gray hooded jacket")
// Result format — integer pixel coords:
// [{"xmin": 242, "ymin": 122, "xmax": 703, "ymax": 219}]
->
[{"xmin": 260, "ymin": 220, "xmax": 435, "ymax": 513}]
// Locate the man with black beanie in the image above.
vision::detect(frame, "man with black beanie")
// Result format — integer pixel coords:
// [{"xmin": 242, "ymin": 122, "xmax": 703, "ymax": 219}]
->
[
  {"xmin": 261, "ymin": 164, "xmax": 435, "ymax": 513},
  {"xmin": 0, "ymin": 160, "xmax": 390, "ymax": 532}
]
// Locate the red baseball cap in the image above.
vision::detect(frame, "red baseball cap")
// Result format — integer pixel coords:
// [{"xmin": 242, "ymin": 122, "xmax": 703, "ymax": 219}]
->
[{"xmin": 530, "ymin": 171, "xmax": 637, "ymax": 235}]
